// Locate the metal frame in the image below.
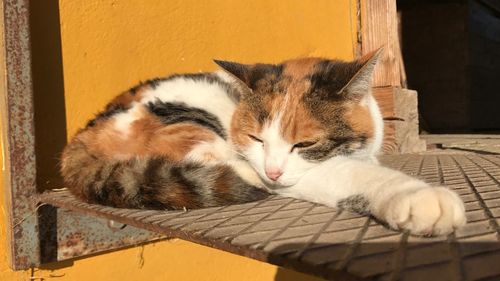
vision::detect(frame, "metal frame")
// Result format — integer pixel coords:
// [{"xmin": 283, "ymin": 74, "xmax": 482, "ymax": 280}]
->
[
  {"xmin": 0, "ymin": 0, "xmax": 163, "ymax": 270},
  {"xmin": 1, "ymin": 0, "xmax": 39, "ymax": 270},
  {"xmin": 37, "ymin": 155, "xmax": 500, "ymax": 280}
]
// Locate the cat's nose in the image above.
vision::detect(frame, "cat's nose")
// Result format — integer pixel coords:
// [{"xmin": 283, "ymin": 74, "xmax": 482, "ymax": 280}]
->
[{"xmin": 265, "ymin": 168, "xmax": 283, "ymax": 181}]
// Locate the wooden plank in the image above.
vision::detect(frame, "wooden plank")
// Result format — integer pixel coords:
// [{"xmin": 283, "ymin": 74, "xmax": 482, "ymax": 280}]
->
[
  {"xmin": 394, "ymin": 89, "xmax": 426, "ymax": 153},
  {"xmin": 396, "ymin": 11, "xmax": 407, "ymax": 88},
  {"xmin": 373, "ymin": 87, "xmax": 425, "ymax": 154},
  {"xmin": 372, "ymin": 87, "xmax": 394, "ymax": 119},
  {"xmin": 373, "ymin": 87, "xmax": 397, "ymax": 153},
  {"xmin": 361, "ymin": 0, "xmax": 400, "ymax": 87},
  {"xmin": 362, "ymin": 1, "xmax": 424, "ymax": 153}
]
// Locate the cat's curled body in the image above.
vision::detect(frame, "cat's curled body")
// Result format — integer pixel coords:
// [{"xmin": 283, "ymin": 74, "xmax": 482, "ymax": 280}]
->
[{"xmin": 62, "ymin": 50, "xmax": 466, "ymax": 236}]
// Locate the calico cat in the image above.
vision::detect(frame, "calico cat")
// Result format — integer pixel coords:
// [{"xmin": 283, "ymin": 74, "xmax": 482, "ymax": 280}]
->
[{"xmin": 61, "ymin": 49, "xmax": 466, "ymax": 236}]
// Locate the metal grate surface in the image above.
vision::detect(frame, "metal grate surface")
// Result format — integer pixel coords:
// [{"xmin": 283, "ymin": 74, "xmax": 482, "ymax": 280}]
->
[{"xmin": 39, "ymin": 155, "xmax": 500, "ymax": 280}]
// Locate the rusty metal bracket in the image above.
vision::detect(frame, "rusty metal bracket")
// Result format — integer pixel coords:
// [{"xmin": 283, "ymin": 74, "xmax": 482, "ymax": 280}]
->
[
  {"xmin": 38, "ymin": 205, "xmax": 164, "ymax": 264},
  {"xmin": 0, "ymin": 0, "xmax": 163, "ymax": 270},
  {"xmin": 1, "ymin": 0, "xmax": 39, "ymax": 270}
]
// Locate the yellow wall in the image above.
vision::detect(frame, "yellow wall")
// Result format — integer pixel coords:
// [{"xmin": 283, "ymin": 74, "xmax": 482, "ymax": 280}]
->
[
  {"xmin": 1, "ymin": 0, "xmax": 357, "ymax": 280},
  {"xmin": 61, "ymin": 0, "xmax": 357, "ymax": 137}
]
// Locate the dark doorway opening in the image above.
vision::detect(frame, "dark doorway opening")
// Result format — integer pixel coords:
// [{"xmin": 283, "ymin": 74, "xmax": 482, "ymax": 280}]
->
[{"xmin": 398, "ymin": 0, "xmax": 500, "ymax": 133}]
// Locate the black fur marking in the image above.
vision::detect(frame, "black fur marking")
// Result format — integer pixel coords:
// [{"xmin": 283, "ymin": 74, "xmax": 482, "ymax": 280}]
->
[
  {"xmin": 301, "ymin": 76, "xmax": 371, "ymax": 161},
  {"xmin": 93, "ymin": 168, "xmax": 126, "ymax": 207},
  {"xmin": 146, "ymin": 78, "xmax": 162, "ymax": 89},
  {"xmin": 337, "ymin": 195, "xmax": 370, "ymax": 215},
  {"xmin": 86, "ymin": 72, "xmax": 240, "ymax": 131},
  {"xmin": 248, "ymin": 64, "xmax": 284, "ymax": 90},
  {"xmin": 213, "ymin": 60, "xmax": 249, "ymax": 82},
  {"xmin": 86, "ymin": 104, "xmax": 127, "ymax": 128},
  {"xmin": 299, "ymin": 134, "xmax": 368, "ymax": 161},
  {"xmin": 147, "ymin": 101, "xmax": 227, "ymax": 139},
  {"xmin": 229, "ymin": 181, "xmax": 269, "ymax": 203},
  {"xmin": 141, "ymin": 159, "xmax": 203, "ymax": 209},
  {"xmin": 100, "ymin": 163, "xmax": 121, "ymax": 195},
  {"xmin": 171, "ymin": 166, "xmax": 201, "ymax": 195},
  {"xmin": 308, "ymin": 60, "xmax": 361, "ymax": 100},
  {"xmin": 214, "ymin": 60, "xmax": 283, "ymax": 92},
  {"xmin": 129, "ymin": 86, "xmax": 139, "ymax": 96},
  {"xmin": 136, "ymin": 158, "xmax": 170, "ymax": 209},
  {"xmin": 241, "ymin": 93, "xmax": 270, "ymax": 124}
]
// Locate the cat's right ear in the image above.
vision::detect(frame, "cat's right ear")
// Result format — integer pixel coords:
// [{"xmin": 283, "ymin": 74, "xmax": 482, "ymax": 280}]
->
[{"xmin": 213, "ymin": 60, "xmax": 251, "ymax": 84}]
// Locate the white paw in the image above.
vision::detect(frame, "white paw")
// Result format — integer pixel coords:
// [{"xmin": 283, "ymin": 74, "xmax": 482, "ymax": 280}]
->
[{"xmin": 383, "ymin": 187, "xmax": 466, "ymax": 236}]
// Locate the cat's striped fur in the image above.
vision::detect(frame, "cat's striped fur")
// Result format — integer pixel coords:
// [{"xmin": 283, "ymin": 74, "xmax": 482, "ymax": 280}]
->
[{"xmin": 62, "ymin": 73, "xmax": 269, "ymax": 209}]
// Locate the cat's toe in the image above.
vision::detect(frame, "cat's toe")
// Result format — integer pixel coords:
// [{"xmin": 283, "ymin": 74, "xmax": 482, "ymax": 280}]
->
[
  {"xmin": 386, "ymin": 187, "xmax": 466, "ymax": 236},
  {"xmin": 431, "ymin": 188, "xmax": 467, "ymax": 235}
]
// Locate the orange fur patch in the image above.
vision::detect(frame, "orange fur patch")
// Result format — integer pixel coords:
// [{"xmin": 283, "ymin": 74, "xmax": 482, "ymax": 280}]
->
[
  {"xmin": 280, "ymin": 102, "xmax": 325, "ymax": 143},
  {"xmin": 231, "ymin": 58, "xmax": 330, "ymax": 147},
  {"xmin": 107, "ymin": 84, "xmax": 150, "ymax": 109},
  {"xmin": 346, "ymin": 103, "xmax": 374, "ymax": 139},
  {"xmin": 273, "ymin": 58, "xmax": 326, "ymax": 143},
  {"xmin": 231, "ymin": 57, "xmax": 376, "ymax": 149},
  {"xmin": 158, "ymin": 183, "xmax": 200, "ymax": 209},
  {"xmin": 213, "ymin": 167, "xmax": 233, "ymax": 196},
  {"xmin": 77, "ymin": 106, "xmax": 217, "ymax": 162},
  {"xmin": 230, "ymin": 105, "xmax": 262, "ymax": 148},
  {"xmin": 282, "ymin": 57, "xmax": 323, "ymax": 79}
]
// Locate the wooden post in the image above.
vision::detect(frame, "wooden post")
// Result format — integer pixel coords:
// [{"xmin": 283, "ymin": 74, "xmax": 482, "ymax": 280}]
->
[
  {"xmin": 361, "ymin": 0, "xmax": 425, "ymax": 154},
  {"xmin": 361, "ymin": 0, "xmax": 400, "ymax": 87},
  {"xmin": 373, "ymin": 87, "xmax": 426, "ymax": 154}
]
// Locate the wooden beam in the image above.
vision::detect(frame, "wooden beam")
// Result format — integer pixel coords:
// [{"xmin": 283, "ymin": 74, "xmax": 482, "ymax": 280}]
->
[
  {"xmin": 361, "ymin": 0, "xmax": 400, "ymax": 87},
  {"xmin": 373, "ymin": 87, "xmax": 397, "ymax": 153},
  {"xmin": 362, "ymin": 1, "xmax": 424, "ymax": 153},
  {"xmin": 373, "ymin": 87, "xmax": 426, "ymax": 154},
  {"xmin": 394, "ymin": 88, "xmax": 427, "ymax": 153}
]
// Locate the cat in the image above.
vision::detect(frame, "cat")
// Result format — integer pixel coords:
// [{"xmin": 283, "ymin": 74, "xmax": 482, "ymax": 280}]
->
[{"xmin": 61, "ymin": 49, "xmax": 466, "ymax": 236}]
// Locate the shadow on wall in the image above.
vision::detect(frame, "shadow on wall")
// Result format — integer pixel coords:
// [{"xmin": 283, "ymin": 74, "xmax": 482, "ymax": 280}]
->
[
  {"xmin": 274, "ymin": 267, "xmax": 329, "ymax": 281},
  {"xmin": 30, "ymin": 0, "xmax": 68, "ymax": 191}
]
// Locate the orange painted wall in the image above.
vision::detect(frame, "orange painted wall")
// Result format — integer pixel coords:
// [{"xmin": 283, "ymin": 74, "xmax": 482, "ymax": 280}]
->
[
  {"xmin": 60, "ymin": 0, "xmax": 358, "ymax": 137},
  {"xmin": 1, "ymin": 1, "xmax": 357, "ymax": 280}
]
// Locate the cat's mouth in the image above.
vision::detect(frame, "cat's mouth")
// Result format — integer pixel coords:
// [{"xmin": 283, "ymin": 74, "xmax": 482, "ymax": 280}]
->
[
  {"xmin": 254, "ymin": 167, "xmax": 308, "ymax": 189},
  {"xmin": 260, "ymin": 177, "xmax": 296, "ymax": 189}
]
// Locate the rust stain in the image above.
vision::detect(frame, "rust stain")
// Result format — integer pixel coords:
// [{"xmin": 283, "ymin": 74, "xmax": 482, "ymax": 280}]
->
[{"xmin": 2, "ymin": 0, "xmax": 40, "ymax": 270}]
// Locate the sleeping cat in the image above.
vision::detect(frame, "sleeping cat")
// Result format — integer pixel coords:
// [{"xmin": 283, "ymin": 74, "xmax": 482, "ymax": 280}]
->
[{"xmin": 61, "ymin": 49, "xmax": 466, "ymax": 236}]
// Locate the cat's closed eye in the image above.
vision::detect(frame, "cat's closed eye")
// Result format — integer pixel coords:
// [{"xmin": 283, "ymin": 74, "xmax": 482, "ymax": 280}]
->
[
  {"xmin": 248, "ymin": 134, "xmax": 263, "ymax": 143},
  {"xmin": 291, "ymin": 140, "xmax": 318, "ymax": 152}
]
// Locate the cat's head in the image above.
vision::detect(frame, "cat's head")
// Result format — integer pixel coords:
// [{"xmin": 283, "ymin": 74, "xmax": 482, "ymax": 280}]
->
[{"xmin": 215, "ymin": 49, "xmax": 383, "ymax": 187}]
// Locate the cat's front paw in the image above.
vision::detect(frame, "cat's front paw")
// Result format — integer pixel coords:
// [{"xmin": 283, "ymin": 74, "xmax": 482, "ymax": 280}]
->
[{"xmin": 383, "ymin": 187, "xmax": 466, "ymax": 236}]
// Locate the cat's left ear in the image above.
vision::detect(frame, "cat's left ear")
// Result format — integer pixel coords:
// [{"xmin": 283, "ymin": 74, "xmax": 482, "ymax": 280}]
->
[
  {"xmin": 339, "ymin": 47, "xmax": 383, "ymax": 97},
  {"xmin": 213, "ymin": 60, "xmax": 252, "ymax": 84},
  {"xmin": 214, "ymin": 60, "xmax": 280, "ymax": 92}
]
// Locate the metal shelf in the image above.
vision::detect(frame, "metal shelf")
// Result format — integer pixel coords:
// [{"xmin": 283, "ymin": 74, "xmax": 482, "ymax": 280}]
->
[{"xmin": 38, "ymin": 155, "xmax": 500, "ymax": 280}]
